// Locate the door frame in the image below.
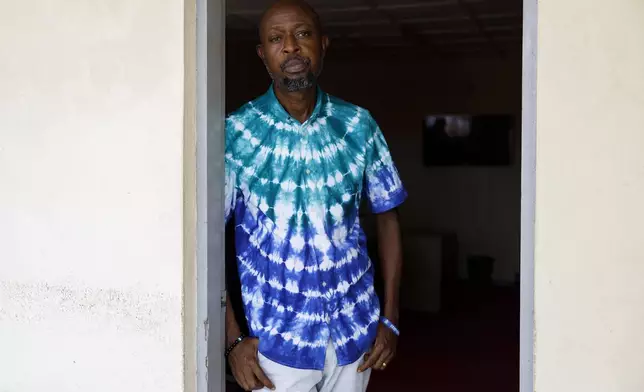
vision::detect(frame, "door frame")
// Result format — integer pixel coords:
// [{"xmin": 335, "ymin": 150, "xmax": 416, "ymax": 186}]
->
[
  {"xmin": 193, "ymin": 0, "xmax": 226, "ymax": 390},
  {"xmin": 520, "ymin": 0, "xmax": 537, "ymax": 391}
]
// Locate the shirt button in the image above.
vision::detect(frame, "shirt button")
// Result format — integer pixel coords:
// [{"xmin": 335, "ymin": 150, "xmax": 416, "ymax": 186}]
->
[
  {"xmin": 306, "ymin": 169, "xmax": 311, "ymax": 174},
  {"xmin": 322, "ymin": 282, "xmax": 327, "ymax": 287}
]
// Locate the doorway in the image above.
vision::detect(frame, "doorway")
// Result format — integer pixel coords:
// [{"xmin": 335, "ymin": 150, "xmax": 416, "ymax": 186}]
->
[{"xmin": 212, "ymin": 0, "xmax": 536, "ymax": 390}]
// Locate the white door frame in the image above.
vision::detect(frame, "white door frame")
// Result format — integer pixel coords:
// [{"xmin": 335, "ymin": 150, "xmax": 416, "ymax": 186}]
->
[
  {"xmin": 520, "ymin": 0, "xmax": 537, "ymax": 391},
  {"xmin": 195, "ymin": 0, "xmax": 226, "ymax": 390},
  {"xmin": 197, "ymin": 0, "xmax": 538, "ymax": 390}
]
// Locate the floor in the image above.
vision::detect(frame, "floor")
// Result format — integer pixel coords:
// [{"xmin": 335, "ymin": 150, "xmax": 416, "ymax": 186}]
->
[
  {"xmin": 367, "ymin": 284, "xmax": 519, "ymax": 392},
  {"xmin": 226, "ymin": 283, "xmax": 519, "ymax": 392}
]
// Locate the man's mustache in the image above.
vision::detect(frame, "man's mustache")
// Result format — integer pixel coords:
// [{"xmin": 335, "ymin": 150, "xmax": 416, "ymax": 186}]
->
[{"xmin": 280, "ymin": 56, "xmax": 311, "ymax": 72}]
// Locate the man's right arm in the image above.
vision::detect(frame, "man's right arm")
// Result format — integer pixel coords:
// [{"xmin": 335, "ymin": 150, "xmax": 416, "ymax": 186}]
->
[
  {"xmin": 225, "ymin": 294, "xmax": 242, "ymax": 346},
  {"xmin": 224, "ymin": 119, "xmax": 274, "ymax": 390},
  {"xmin": 225, "ymin": 294, "xmax": 275, "ymax": 391}
]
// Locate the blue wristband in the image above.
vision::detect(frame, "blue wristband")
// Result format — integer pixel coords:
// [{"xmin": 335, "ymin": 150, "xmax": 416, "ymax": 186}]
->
[{"xmin": 380, "ymin": 316, "xmax": 400, "ymax": 336}]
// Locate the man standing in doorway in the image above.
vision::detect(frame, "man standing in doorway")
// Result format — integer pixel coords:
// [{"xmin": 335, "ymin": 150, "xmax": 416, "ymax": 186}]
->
[{"xmin": 224, "ymin": 1, "xmax": 407, "ymax": 391}]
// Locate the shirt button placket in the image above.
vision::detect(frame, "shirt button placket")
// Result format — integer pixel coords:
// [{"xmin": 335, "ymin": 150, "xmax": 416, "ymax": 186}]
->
[{"xmin": 302, "ymin": 130, "xmax": 311, "ymax": 174}]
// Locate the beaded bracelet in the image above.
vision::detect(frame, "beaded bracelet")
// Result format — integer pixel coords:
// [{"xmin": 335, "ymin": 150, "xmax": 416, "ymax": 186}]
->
[
  {"xmin": 224, "ymin": 334, "xmax": 246, "ymax": 358},
  {"xmin": 380, "ymin": 316, "xmax": 400, "ymax": 336}
]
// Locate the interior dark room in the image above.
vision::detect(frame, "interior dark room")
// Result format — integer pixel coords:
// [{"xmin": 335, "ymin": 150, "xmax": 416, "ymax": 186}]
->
[{"xmin": 225, "ymin": 0, "xmax": 522, "ymax": 390}]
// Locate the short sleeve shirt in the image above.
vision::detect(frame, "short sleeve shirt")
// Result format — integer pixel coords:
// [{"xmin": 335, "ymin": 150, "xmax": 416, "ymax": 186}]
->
[{"xmin": 224, "ymin": 85, "xmax": 407, "ymax": 370}]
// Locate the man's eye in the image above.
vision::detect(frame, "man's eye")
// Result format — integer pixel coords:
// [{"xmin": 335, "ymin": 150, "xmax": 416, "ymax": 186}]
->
[
  {"xmin": 297, "ymin": 31, "xmax": 312, "ymax": 38},
  {"xmin": 269, "ymin": 36, "xmax": 281, "ymax": 43}
]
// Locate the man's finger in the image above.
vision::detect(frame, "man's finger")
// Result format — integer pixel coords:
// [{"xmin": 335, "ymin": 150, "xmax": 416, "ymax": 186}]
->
[
  {"xmin": 246, "ymin": 374, "xmax": 263, "ymax": 391},
  {"xmin": 383, "ymin": 352, "xmax": 396, "ymax": 368},
  {"xmin": 239, "ymin": 361, "xmax": 262, "ymax": 391},
  {"xmin": 358, "ymin": 344, "xmax": 383, "ymax": 372},
  {"xmin": 251, "ymin": 360, "xmax": 275, "ymax": 390},
  {"xmin": 231, "ymin": 367, "xmax": 247, "ymax": 391},
  {"xmin": 237, "ymin": 371, "xmax": 252, "ymax": 391},
  {"xmin": 245, "ymin": 363, "xmax": 266, "ymax": 391},
  {"xmin": 372, "ymin": 349, "xmax": 391, "ymax": 371}
]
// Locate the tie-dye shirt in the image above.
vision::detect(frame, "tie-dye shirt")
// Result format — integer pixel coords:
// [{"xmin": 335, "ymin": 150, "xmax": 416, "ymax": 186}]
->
[{"xmin": 224, "ymin": 85, "xmax": 407, "ymax": 370}]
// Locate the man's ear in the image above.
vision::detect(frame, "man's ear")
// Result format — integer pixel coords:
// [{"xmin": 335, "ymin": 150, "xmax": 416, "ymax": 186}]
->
[
  {"xmin": 321, "ymin": 36, "xmax": 330, "ymax": 57},
  {"xmin": 256, "ymin": 44, "xmax": 265, "ymax": 62}
]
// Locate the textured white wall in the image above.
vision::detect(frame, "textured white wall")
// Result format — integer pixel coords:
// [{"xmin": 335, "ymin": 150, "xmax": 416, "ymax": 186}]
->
[
  {"xmin": 0, "ymin": 0, "xmax": 186, "ymax": 390},
  {"xmin": 535, "ymin": 0, "xmax": 644, "ymax": 390}
]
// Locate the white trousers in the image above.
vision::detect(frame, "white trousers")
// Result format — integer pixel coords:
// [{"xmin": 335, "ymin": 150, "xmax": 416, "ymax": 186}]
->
[{"xmin": 255, "ymin": 341, "xmax": 372, "ymax": 392}]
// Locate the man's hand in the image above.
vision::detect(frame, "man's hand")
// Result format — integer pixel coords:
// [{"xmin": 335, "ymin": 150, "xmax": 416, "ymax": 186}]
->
[
  {"xmin": 357, "ymin": 323, "xmax": 398, "ymax": 373},
  {"xmin": 228, "ymin": 337, "xmax": 275, "ymax": 391}
]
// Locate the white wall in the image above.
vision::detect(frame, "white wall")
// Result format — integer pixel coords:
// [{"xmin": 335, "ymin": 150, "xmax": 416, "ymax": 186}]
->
[
  {"xmin": 534, "ymin": 0, "xmax": 644, "ymax": 390},
  {"xmin": 0, "ymin": 1, "xmax": 187, "ymax": 390}
]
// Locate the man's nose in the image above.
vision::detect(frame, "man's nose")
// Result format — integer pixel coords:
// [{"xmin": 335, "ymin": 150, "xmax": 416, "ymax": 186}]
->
[{"xmin": 282, "ymin": 34, "xmax": 300, "ymax": 54}]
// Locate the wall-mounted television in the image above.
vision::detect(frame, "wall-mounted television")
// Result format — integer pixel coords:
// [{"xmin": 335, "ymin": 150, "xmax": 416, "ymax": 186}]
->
[{"xmin": 422, "ymin": 114, "xmax": 515, "ymax": 166}]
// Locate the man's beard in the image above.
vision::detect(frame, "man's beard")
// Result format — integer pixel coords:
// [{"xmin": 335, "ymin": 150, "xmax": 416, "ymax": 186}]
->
[
  {"xmin": 277, "ymin": 72, "xmax": 316, "ymax": 92},
  {"xmin": 268, "ymin": 55, "xmax": 321, "ymax": 92}
]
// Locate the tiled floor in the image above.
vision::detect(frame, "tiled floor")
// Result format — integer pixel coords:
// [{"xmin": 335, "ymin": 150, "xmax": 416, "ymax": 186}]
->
[{"xmin": 227, "ymin": 284, "xmax": 519, "ymax": 392}]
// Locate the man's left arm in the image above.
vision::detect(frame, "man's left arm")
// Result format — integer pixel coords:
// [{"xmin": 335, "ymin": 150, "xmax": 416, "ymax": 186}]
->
[
  {"xmin": 376, "ymin": 209, "xmax": 403, "ymax": 326},
  {"xmin": 358, "ymin": 209, "xmax": 403, "ymax": 373},
  {"xmin": 357, "ymin": 115, "xmax": 407, "ymax": 373}
]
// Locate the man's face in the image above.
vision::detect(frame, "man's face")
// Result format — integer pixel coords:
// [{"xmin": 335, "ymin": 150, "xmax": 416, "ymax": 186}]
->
[{"xmin": 257, "ymin": 3, "xmax": 329, "ymax": 92}]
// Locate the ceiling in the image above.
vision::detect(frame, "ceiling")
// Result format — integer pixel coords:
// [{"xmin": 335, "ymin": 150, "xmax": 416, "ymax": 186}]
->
[{"xmin": 227, "ymin": 0, "xmax": 523, "ymax": 56}]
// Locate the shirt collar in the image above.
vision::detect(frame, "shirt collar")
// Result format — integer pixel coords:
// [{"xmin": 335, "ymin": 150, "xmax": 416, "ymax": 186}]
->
[{"xmin": 263, "ymin": 83, "xmax": 327, "ymax": 126}]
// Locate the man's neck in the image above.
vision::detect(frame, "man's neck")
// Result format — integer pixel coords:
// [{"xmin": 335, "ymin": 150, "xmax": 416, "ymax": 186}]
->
[{"xmin": 274, "ymin": 85, "xmax": 317, "ymax": 124}]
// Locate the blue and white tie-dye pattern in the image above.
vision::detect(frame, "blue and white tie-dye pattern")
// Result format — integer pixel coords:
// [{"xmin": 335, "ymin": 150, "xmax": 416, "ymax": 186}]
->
[{"xmin": 225, "ymin": 85, "xmax": 407, "ymax": 370}]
